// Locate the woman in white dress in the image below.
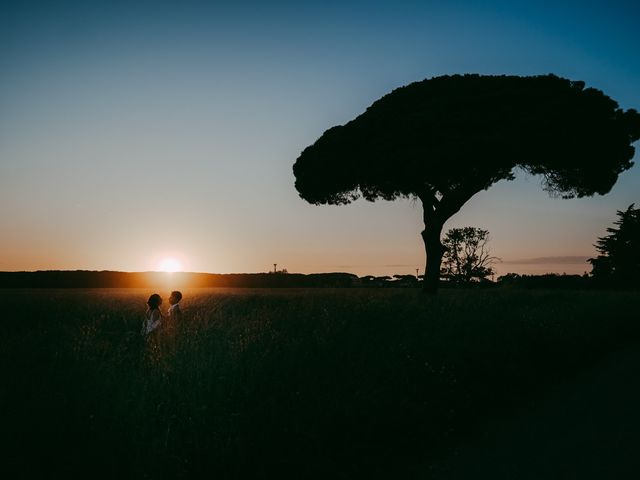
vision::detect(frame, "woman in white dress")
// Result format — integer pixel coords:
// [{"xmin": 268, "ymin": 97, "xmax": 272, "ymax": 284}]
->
[{"xmin": 142, "ymin": 293, "xmax": 163, "ymax": 336}]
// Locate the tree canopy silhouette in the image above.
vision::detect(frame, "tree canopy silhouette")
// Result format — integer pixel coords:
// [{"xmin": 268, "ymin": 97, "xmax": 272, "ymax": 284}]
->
[
  {"xmin": 589, "ymin": 204, "xmax": 640, "ymax": 287},
  {"xmin": 293, "ymin": 74, "xmax": 640, "ymax": 292}
]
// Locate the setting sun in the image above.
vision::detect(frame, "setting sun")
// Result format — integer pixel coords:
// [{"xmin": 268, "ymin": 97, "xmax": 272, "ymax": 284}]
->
[{"xmin": 156, "ymin": 257, "xmax": 183, "ymax": 273}]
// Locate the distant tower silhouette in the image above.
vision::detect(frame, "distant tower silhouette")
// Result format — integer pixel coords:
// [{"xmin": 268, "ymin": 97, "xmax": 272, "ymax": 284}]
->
[
  {"xmin": 416, "ymin": 268, "xmax": 419, "ymax": 279},
  {"xmin": 274, "ymin": 263, "xmax": 277, "ymax": 274}
]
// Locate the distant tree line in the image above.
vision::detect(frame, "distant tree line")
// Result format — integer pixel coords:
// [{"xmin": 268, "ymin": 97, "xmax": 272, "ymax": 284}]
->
[
  {"xmin": 496, "ymin": 273, "xmax": 591, "ymax": 289},
  {"xmin": 0, "ymin": 271, "xmax": 360, "ymax": 289}
]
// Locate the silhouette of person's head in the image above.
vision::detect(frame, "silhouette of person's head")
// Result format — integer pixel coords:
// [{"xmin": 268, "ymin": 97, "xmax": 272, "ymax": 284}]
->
[
  {"xmin": 169, "ymin": 291, "xmax": 182, "ymax": 305},
  {"xmin": 147, "ymin": 293, "xmax": 162, "ymax": 310}
]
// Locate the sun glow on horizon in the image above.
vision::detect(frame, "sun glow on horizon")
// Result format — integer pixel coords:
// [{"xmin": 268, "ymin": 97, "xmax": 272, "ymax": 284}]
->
[{"xmin": 156, "ymin": 257, "xmax": 184, "ymax": 273}]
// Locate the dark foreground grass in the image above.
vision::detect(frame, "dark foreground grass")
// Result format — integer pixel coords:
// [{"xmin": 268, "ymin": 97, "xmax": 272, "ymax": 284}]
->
[{"xmin": 1, "ymin": 288, "xmax": 639, "ymax": 478}]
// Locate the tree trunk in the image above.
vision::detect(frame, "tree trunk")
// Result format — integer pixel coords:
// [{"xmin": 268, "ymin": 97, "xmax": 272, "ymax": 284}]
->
[
  {"xmin": 421, "ymin": 220, "xmax": 444, "ymax": 294},
  {"xmin": 419, "ymin": 191, "xmax": 470, "ymax": 293}
]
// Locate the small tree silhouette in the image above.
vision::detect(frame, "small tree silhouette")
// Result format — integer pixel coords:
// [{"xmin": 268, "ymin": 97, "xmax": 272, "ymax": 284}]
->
[
  {"xmin": 589, "ymin": 204, "xmax": 640, "ymax": 287},
  {"xmin": 293, "ymin": 74, "xmax": 640, "ymax": 293},
  {"xmin": 441, "ymin": 227, "xmax": 498, "ymax": 284}
]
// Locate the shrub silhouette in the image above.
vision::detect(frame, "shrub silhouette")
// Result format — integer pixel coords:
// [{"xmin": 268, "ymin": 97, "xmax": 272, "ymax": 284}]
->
[
  {"xmin": 293, "ymin": 74, "xmax": 640, "ymax": 293},
  {"xmin": 441, "ymin": 227, "xmax": 498, "ymax": 284}
]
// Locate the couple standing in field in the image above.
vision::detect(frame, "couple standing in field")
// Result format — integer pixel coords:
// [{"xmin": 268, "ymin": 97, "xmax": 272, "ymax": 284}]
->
[{"xmin": 141, "ymin": 290, "xmax": 183, "ymax": 336}]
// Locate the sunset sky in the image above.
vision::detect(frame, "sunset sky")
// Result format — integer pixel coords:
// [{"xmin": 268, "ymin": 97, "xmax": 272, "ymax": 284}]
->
[{"xmin": 1, "ymin": 0, "xmax": 639, "ymax": 277}]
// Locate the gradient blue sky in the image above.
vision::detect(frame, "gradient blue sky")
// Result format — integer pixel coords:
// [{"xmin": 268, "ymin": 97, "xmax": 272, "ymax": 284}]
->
[{"xmin": 1, "ymin": 0, "xmax": 639, "ymax": 276}]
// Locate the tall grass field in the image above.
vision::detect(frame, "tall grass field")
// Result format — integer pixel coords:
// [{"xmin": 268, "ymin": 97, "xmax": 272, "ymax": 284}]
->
[{"xmin": 2, "ymin": 288, "xmax": 639, "ymax": 478}]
